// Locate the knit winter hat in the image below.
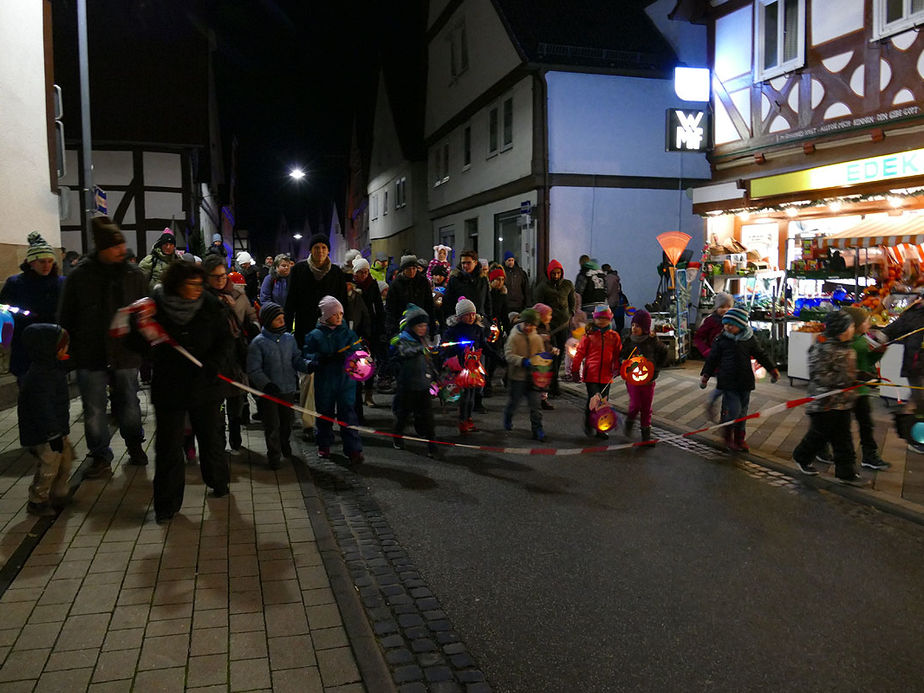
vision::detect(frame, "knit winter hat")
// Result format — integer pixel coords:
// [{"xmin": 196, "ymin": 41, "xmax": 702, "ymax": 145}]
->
[
  {"xmin": 25, "ymin": 232, "xmax": 56, "ymax": 263},
  {"xmin": 503, "ymin": 251, "xmax": 515, "ymax": 261},
  {"xmin": 153, "ymin": 230, "xmax": 176, "ymax": 250},
  {"xmin": 433, "ymin": 244, "xmax": 451, "ymax": 258},
  {"xmin": 843, "ymin": 306, "xmax": 869, "ymax": 328},
  {"xmin": 319, "ymin": 295, "xmax": 343, "ymax": 322},
  {"xmin": 593, "ymin": 304, "xmax": 613, "ymax": 320},
  {"xmin": 518, "ymin": 308, "xmax": 540, "ymax": 326},
  {"xmin": 533, "ymin": 303, "xmax": 552, "ymax": 319},
  {"xmin": 377, "ymin": 280, "xmax": 388, "ymax": 293},
  {"xmin": 401, "ymin": 303, "xmax": 429, "ymax": 330},
  {"xmin": 454, "ymin": 297, "xmax": 476, "ymax": 318},
  {"xmin": 352, "ymin": 257, "xmax": 370, "ymax": 274},
  {"xmin": 713, "ymin": 292, "xmax": 734, "ymax": 309},
  {"xmin": 824, "ymin": 310, "xmax": 854, "ymax": 338},
  {"xmin": 632, "ymin": 309, "xmax": 653, "ymax": 333},
  {"xmin": 211, "ymin": 233, "xmax": 222, "ymax": 244},
  {"xmin": 547, "ymin": 259, "xmax": 564, "ymax": 279},
  {"xmin": 400, "ymin": 254, "xmax": 419, "ymax": 270},
  {"xmin": 236, "ymin": 251, "xmax": 254, "ymax": 265},
  {"xmin": 489, "ymin": 268, "xmax": 506, "ymax": 282},
  {"xmin": 91, "ymin": 216, "xmax": 126, "ymax": 251},
  {"xmin": 259, "ymin": 302, "xmax": 284, "ymax": 327},
  {"xmin": 308, "ymin": 233, "xmax": 330, "ymax": 250},
  {"xmin": 344, "ymin": 249, "xmax": 360, "ymax": 266},
  {"xmin": 722, "ymin": 307, "xmax": 749, "ymax": 330}
]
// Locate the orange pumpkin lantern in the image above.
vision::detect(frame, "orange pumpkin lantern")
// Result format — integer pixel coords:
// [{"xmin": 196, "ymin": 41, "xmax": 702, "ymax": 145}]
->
[
  {"xmin": 455, "ymin": 348, "xmax": 486, "ymax": 389},
  {"xmin": 621, "ymin": 355, "xmax": 655, "ymax": 385}
]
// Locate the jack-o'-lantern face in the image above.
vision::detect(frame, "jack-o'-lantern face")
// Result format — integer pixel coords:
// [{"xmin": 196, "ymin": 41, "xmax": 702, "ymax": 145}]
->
[
  {"xmin": 590, "ymin": 406, "xmax": 617, "ymax": 432},
  {"xmin": 621, "ymin": 356, "xmax": 654, "ymax": 385}
]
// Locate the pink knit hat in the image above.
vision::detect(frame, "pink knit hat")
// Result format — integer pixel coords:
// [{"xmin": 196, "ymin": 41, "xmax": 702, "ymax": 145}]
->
[
  {"xmin": 319, "ymin": 295, "xmax": 343, "ymax": 322},
  {"xmin": 533, "ymin": 303, "xmax": 552, "ymax": 319}
]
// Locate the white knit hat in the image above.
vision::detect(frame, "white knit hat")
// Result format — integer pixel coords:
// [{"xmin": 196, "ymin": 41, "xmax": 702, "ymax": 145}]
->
[
  {"xmin": 236, "ymin": 251, "xmax": 254, "ymax": 265},
  {"xmin": 319, "ymin": 295, "xmax": 343, "ymax": 322},
  {"xmin": 352, "ymin": 257, "xmax": 370, "ymax": 274}
]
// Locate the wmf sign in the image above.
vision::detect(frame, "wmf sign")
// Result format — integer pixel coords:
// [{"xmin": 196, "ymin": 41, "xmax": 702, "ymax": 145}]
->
[{"xmin": 665, "ymin": 109, "xmax": 710, "ymax": 152}]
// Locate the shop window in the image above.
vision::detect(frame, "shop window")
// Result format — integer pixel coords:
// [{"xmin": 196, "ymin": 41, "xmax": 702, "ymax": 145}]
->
[
  {"xmin": 754, "ymin": 0, "xmax": 805, "ymax": 81},
  {"xmin": 463, "ymin": 126, "xmax": 472, "ymax": 170},
  {"xmin": 873, "ymin": 0, "xmax": 924, "ymax": 39},
  {"xmin": 502, "ymin": 98, "xmax": 513, "ymax": 150},
  {"xmin": 487, "ymin": 107, "xmax": 499, "ymax": 157}
]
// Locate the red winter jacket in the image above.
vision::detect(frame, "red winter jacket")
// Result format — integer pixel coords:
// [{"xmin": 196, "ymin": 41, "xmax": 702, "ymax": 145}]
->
[{"xmin": 571, "ymin": 325, "xmax": 622, "ymax": 384}]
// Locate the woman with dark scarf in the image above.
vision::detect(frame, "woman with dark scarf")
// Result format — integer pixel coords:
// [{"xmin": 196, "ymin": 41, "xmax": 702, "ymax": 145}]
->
[
  {"xmin": 203, "ymin": 255, "xmax": 260, "ymax": 451},
  {"xmin": 0, "ymin": 232, "xmax": 65, "ymax": 382},
  {"xmin": 143, "ymin": 261, "xmax": 233, "ymax": 523}
]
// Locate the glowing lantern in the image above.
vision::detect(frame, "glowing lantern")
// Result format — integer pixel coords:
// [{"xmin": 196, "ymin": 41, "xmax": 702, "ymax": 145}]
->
[
  {"xmin": 228, "ymin": 271, "xmax": 245, "ymax": 285},
  {"xmin": 344, "ymin": 349, "xmax": 375, "ymax": 381},
  {"xmin": 565, "ymin": 337, "xmax": 578, "ymax": 360},
  {"xmin": 751, "ymin": 358, "xmax": 766, "ymax": 380},
  {"xmin": 530, "ymin": 352, "xmax": 554, "ymax": 391},
  {"xmin": 488, "ymin": 320, "xmax": 501, "ymax": 344},
  {"xmin": 439, "ymin": 380, "xmax": 461, "ymax": 403},
  {"xmin": 0, "ymin": 309, "xmax": 14, "ymax": 348},
  {"xmin": 621, "ymin": 355, "xmax": 655, "ymax": 385},
  {"xmin": 590, "ymin": 405, "xmax": 618, "ymax": 432},
  {"xmin": 455, "ymin": 348, "xmax": 486, "ymax": 388}
]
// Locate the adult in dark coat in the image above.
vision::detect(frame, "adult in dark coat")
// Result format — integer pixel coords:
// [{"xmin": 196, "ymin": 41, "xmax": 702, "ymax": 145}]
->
[
  {"xmin": 444, "ymin": 250, "xmax": 491, "ymax": 320},
  {"xmin": 503, "ymin": 251, "xmax": 531, "ymax": 313},
  {"xmin": 284, "ymin": 234, "xmax": 349, "ymax": 348},
  {"xmin": 58, "ymin": 217, "xmax": 149, "ymax": 476},
  {"xmin": 235, "ymin": 251, "xmax": 259, "ymax": 303},
  {"xmin": 142, "ymin": 261, "xmax": 234, "ymax": 523},
  {"xmin": 534, "ymin": 258, "xmax": 575, "ymax": 397},
  {"xmin": 574, "ymin": 258, "xmax": 608, "ymax": 315},
  {"xmin": 385, "ymin": 255, "xmax": 435, "ymax": 336},
  {"xmin": 0, "ymin": 232, "xmax": 65, "ymax": 381}
]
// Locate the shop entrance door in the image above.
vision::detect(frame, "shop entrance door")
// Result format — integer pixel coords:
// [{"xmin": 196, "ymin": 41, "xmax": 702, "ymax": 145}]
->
[{"xmin": 494, "ymin": 209, "xmax": 535, "ymax": 278}]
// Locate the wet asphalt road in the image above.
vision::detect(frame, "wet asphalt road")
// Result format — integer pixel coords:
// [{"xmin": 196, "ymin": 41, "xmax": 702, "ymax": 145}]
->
[{"xmin": 335, "ymin": 398, "xmax": 924, "ymax": 692}]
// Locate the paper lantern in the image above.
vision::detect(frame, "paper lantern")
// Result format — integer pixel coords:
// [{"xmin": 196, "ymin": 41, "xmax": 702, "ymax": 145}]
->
[
  {"xmin": 228, "ymin": 271, "xmax": 245, "ymax": 285},
  {"xmin": 0, "ymin": 309, "xmax": 13, "ymax": 348},
  {"xmin": 488, "ymin": 320, "xmax": 501, "ymax": 344},
  {"xmin": 590, "ymin": 405, "xmax": 618, "ymax": 432},
  {"xmin": 620, "ymin": 355, "xmax": 655, "ymax": 385},
  {"xmin": 530, "ymin": 352, "xmax": 554, "ymax": 391},
  {"xmin": 344, "ymin": 349, "xmax": 375, "ymax": 381},
  {"xmin": 439, "ymin": 380, "xmax": 461, "ymax": 404},
  {"xmin": 455, "ymin": 347, "xmax": 486, "ymax": 389}
]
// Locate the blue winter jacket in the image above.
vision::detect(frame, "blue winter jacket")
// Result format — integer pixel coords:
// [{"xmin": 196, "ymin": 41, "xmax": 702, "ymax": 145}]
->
[
  {"xmin": 247, "ymin": 328, "xmax": 308, "ymax": 395},
  {"xmin": 18, "ymin": 324, "xmax": 69, "ymax": 447},
  {"xmin": 0, "ymin": 270, "xmax": 64, "ymax": 377},
  {"xmin": 259, "ymin": 272, "xmax": 289, "ymax": 307},
  {"xmin": 303, "ymin": 321, "xmax": 360, "ymax": 405},
  {"xmin": 394, "ymin": 330, "xmax": 435, "ymax": 392}
]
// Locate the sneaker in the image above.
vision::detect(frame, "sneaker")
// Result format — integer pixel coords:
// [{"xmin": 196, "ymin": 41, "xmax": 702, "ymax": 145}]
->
[
  {"xmin": 211, "ymin": 486, "xmax": 230, "ymax": 498},
  {"xmin": 127, "ymin": 443, "xmax": 148, "ymax": 466},
  {"xmin": 392, "ymin": 437, "xmax": 405, "ymax": 450},
  {"xmin": 861, "ymin": 455, "xmax": 891, "ymax": 470},
  {"xmin": 83, "ymin": 457, "xmax": 111, "ymax": 479},
  {"xmin": 835, "ymin": 473, "xmax": 868, "ymax": 487},
  {"xmin": 466, "ymin": 419, "xmax": 479, "ymax": 432},
  {"xmin": 155, "ymin": 512, "xmax": 174, "ymax": 525},
  {"xmin": 908, "ymin": 441, "xmax": 924, "ymax": 454},
  {"xmin": 317, "ymin": 447, "xmax": 331, "ymax": 459},
  {"xmin": 795, "ymin": 459, "xmax": 819, "ymax": 476},
  {"xmin": 27, "ymin": 501, "xmax": 56, "ymax": 517},
  {"xmin": 532, "ymin": 428, "xmax": 546, "ymax": 442},
  {"xmin": 815, "ymin": 447, "xmax": 834, "ymax": 464},
  {"xmin": 267, "ymin": 458, "xmax": 282, "ymax": 471}
]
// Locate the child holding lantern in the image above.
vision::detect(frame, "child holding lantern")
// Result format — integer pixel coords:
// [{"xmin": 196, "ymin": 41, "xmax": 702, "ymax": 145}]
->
[
  {"xmin": 392, "ymin": 304, "xmax": 441, "ymax": 458},
  {"xmin": 533, "ymin": 303, "xmax": 558, "ymax": 410},
  {"xmin": 620, "ymin": 310, "xmax": 668, "ymax": 444},
  {"xmin": 442, "ymin": 297, "xmax": 486, "ymax": 434},
  {"xmin": 571, "ymin": 305, "xmax": 622, "ymax": 439},
  {"xmin": 700, "ymin": 307, "xmax": 779, "ymax": 452}
]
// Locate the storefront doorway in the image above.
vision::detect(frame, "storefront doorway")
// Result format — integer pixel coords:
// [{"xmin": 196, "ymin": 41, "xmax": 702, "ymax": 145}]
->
[{"xmin": 495, "ymin": 209, "xmax": 535, "ymax": 277}]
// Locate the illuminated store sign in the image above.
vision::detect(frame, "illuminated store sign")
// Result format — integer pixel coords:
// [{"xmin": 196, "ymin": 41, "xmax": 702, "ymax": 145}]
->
[
  {"xmin": 665, "ymin": 109, "xmax": 710, "ymax": 152},
  {"xmin": 751, "ymin": 147, "xmax": 923, "ymax": 198}
]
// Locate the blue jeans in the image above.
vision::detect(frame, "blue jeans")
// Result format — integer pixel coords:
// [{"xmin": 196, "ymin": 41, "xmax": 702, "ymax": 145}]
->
[
  {"xmin": 503, "ymin": 379, "xmax": 542, "ymax": 432},
  {"xmin": 719, "ymin": 389, "xmax": 751, "ymax": 434},
  {"xmin": 77, "ymin": 368, "xmax": 144, "ymax": 461}
]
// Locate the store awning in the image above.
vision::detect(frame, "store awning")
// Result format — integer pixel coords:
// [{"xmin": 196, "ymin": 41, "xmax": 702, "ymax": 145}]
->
[{"xmin": 818, "ymin": 214, "xmax": 924, "ymax": 249}]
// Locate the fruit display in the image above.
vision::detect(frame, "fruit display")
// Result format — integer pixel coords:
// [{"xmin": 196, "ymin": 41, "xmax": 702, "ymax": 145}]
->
[{"xmin": 793, "ymin": 321, "xmax": 824, "ymax": 333}]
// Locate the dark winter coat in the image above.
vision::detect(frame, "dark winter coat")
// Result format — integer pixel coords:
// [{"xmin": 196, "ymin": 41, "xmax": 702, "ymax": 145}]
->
[
  {"xmin": 573, "ymin": 325, "xmax": 622, "ymax": 384},
  {"xmin": 534, "ymin": 263, "xmax": 575, "ymax": 331},
  {"xmin": 620, "ymin": 334, "xmax": 669, "ymax": 382},
  {"xmin": 574, "ymin": 264, "xmax": 607, "ymax": 308},
  {"xmin": 504, "ymin": 262, "xmax": 531, "ymax": 313},
  {"xmin": 0, "ymin": 268, "xmax": 64, "ymax": 377},
  {"xmin": 147, "ymin": 290, "xmax": 234, "ymax": 409},
  {"xmin": 18, "ymin": 324, "xmax": 69, "ymax": 447},
  {"xmin": 489, "ymin": 287, "xmax": 510, "ymax": 334},
  {"xmin": 303, "ymin": 321, "xmax": 361, "ymax": 406},
  {"xmin": 284, "ymin": 259, "xmax": 349, "ymax": 348},
  {"xmin": 881, "ymin": 301, "xmax": 924, "ymax": 378},
  {"xmin": 693, "ymin": 312, "xmax": 724, "ymax": 359},
  {"xmin": 247, "ymin": 328, "xmax": 309, "ymax": 396},
  {"xmin": 806, "ymin": 337, "xmax": 857, "ymax": 412},
  {"xmin": 394, "ymin": 330, "xmax": 436, "ymax": 392},
  {"xmin": 442, "ymin": 321, "xmax": 485, "ymax": 367},
  {"xmin": 701, "ymin": 331, "xmax": 776, "ymax": 392},
  {"xmin": 57, "ymin": 254, "xmax": 148, "ymax": 370},
  {"xmin": 355, "ymin": 274, "xmax": 386, "ymax": 342},
  {"xmin": 385, "ymin": 272, "xmax": 434, "ymax": 336},
  {"xmin": 346, "ymin": 289, "xmax": 372, "ymax": 341},
  {"xmin": 445, "ymin": 264, "xmax": 491, "ymax": 319},
  {"xmin": 242, "ymin": 265, "xmax": 259, "ymax": 303}
]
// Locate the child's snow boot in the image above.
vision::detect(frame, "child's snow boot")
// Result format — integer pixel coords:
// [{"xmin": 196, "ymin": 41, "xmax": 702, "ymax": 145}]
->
[
  {"xmin": 641, "ymin": 427, "xmax": 654, "ymax": 445},
  {"xmin": 624, "ymin": 417, "xmax": 635, "ymax": 436},
  {"xmin": 734, "ymin": 429, "xmax": 749, "ymax": 452}
]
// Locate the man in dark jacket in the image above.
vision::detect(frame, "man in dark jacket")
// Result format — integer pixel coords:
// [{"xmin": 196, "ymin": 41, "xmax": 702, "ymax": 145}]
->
[
  {"xmin": 385, "ymin": 255, "xmax": 434, "ymax": 336},
  {"xmin": 503, "ymin": 251, "xmax": 531, "ymax": 313},
  {"xmin": 58, "ymin": 216, "xmax": 149, "ymax": 476},
  {"xmin": 534, "ymin": 258, "xmax": 575, "ymax": 397},
  {"xmin": 284, "ymin": 234, "xmax": 350, "ymax": 348},
  {"xmin": 444, "ymin": 249, "xmax": 491, "ymax": 321},
  {"xmin": 878, "ymin": 294, "xmax": 924, "ymax": 452},
  {"xmin": 574, "ymin": 258, "xmax": 608, "ymax": 317}
]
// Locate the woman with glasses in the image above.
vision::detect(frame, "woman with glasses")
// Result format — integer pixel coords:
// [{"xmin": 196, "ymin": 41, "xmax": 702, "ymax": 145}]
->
[
  {"xmin": 142, "ymin": 261, "xmax": 234, "ymax": 524},
  {"xmin": 203, "ymin": 255, "xmax": 260, "ymax": 451}
]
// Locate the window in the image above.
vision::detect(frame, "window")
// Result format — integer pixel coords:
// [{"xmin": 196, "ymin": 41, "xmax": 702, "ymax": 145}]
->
[
  {"xmin": 754, "ymin": 0, "xmax": 804, "ymax": 81},
  {"xmin": 371, "ymin": 194, "xmax": 377, "ymax": 220},
  {"xmin": 873, "ymin": 0, "xmax": 924, "ymax": 39},
  {"xmin": 395, "ymin": 177, "xmax": 407, "ymax": 208},
  {"xmin": 383, "ymin": 190, "xmax": 388, "ymax": 215},
  {"xmin": 502, "ymin": 98, "xmax": 513, "ymax": 149},
  {"xmin": 433, "ymin": 148, "xmax": 442, "ymax": 186},
  {"xmin": 488, "ymin": 107, "xmax": 499, "ymax": 156},
  {"xmin": 463, "ymin": 126, "xmax": 472, "ymax": 169},
  {"xmin": 441, "ymin": 143, "xmax": 449, "ymax": 181},
  {"xmin": 464, "ymin": 218, "xmax": 478, "ymax": 255},
  {"xmin": 449, "ymin": 20, "xmax": 469, "ymax": 80}
]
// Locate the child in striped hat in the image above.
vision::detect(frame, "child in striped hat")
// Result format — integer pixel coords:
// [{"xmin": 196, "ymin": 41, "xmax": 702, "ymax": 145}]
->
[{"xmin": 700, "ymin": 307, "xmax": 779, "ymax": 452}]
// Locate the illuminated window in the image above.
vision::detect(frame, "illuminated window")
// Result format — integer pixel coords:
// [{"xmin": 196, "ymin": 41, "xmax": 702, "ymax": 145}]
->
[
  {"xmin": 873, "ymin": 0, "xmax": 924, "ymax": 38},
  {"xmin": 754, "ymin": 0, "xmax": 805, "ymax": 81}
]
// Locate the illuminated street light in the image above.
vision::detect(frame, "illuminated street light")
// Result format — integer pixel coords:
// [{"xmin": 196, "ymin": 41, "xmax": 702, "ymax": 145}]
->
[
  {"xmin": 289, "ymin": 168, "xmax": 305, "ymax": 180},
  {"xmin": 293, "ymin": 233, "xmax": 303, "ymax": 240}
]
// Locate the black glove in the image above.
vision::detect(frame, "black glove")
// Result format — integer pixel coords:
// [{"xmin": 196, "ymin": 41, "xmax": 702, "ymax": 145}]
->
[
  {"xmin": 203, "ymin": 362, "xmax": 219, "ymax": 382},
  {"xmin": 49, "ymin": 436, "xmax": 64, "ymax": 453},
  {"xmin": 263, "ymin": 383, "xmax": 282, "ymax": 397}
]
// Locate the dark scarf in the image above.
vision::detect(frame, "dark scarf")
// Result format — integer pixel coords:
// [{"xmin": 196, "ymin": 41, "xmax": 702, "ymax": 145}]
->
[{"xmin": 154, "ymin": 285, "xmax": 204, "ymax": 326}]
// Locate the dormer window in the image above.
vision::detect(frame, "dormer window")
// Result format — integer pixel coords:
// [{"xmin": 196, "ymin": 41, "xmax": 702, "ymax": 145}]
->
[{"xmin": 754, "ymin": 0, "xmax": 805, "ymax": 81}]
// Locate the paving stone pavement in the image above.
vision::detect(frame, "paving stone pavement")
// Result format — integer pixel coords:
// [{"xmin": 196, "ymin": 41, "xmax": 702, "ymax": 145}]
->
[{"xmin": 0, "ymin": 388, "xmax": 373, "ymax": 692}]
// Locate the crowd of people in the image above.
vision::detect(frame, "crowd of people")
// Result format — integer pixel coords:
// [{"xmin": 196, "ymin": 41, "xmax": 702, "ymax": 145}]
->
[{"xmin": 3, "ymin": 216, "xmax": 904, "ymax": 522}]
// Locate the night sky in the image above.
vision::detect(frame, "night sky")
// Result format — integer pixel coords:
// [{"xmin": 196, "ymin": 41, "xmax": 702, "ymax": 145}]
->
[{"xmin": 52, "ymin": 0, "xmax": 423, "ymax": 256}]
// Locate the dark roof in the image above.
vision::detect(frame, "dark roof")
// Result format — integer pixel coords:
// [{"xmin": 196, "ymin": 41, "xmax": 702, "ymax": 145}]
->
[{"xmin": 492, "ymin": 0, "xmax": 678, "ymax": 75}]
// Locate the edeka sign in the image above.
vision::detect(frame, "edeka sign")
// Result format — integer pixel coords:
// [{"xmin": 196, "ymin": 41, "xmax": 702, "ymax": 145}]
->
[{"xmin": 751, "ymin": 148, "xmax": 924, "ymax": 199}]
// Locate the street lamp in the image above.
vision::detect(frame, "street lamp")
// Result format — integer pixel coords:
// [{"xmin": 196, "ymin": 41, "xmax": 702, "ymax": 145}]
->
[
  {"xmin": 293, "ymin": 233, "xmax": 302, "ymax": 240},
  {"xmin": 289, "ymin": 168, "xmax": 306, "ymax": 181}
]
